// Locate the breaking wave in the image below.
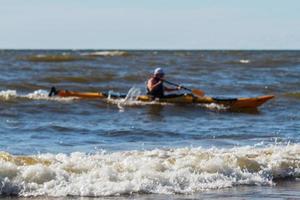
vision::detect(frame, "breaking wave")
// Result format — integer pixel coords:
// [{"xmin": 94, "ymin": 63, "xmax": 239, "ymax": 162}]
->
[
  {"xmin": 0, "ymin": 144, "xmax": 300, "ymax": 197},
  {"xmin": 20, "ymin": 54, "xmax": 95, "ymax": 62},
  {"xmin": 240, "ymin": 59, "xmax": 250, "ymax": 64},
  {"xmin": 19, "ymin": 51, "xmax": 129, "ymax": 62},
  {"xmin": 80, "ymin": 51, "xmax": 129, "ymax": 57},
  {"xmin": 0, "ymin": 90, "xmax": 76, "ymax": 102}
]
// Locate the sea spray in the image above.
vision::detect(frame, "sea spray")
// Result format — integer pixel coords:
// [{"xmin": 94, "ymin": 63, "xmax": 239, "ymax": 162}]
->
[
  {"xmin": 118, "ymin": 87, "xmax": 141, "ymax": 112},
  {"xmin": 106, "ymin": 87, "xmax": 142, "ymax": 112}
]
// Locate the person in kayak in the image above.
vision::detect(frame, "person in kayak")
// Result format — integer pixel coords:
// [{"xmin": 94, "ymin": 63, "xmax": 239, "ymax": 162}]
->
[{"xmin": 147, "ymin": 68, "xmax": 182, "ymax": 98}]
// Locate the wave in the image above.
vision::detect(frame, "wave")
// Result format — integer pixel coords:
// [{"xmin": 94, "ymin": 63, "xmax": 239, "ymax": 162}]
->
[
  {"xmin": 0, "ymin": 144, "xmax": 299, "ymax": 197},
  {"xmin": 101, "ymin": 131, "xmax": 273, "ymax": 142},
  {"xmin": 39, "ymin": 76, "xmax": 114, "ymax": 84},
  {"xmin": 284, "ymin": 92, "xmax": 300, "ymax": 99},
  {"xmin": 0, "ymin": 90, "xmax": 17, "ymax": 100},
  {"xmin": 252, "ymin": 55, "xmax": 300, "ymax": 67},
  {"xmin": 0, "ymin": 90, "xmax": 76, "ymax": 102},
  {"xmin": 20, "ymin": 54, "xmax": 95, "ymax": 62},
  {"xmin": 102, "ymin": 130, "xmax": 181, "ymax": 138},
  {"xmin": 17, "ymin": 50, "xmax": 129, "ymax": 63},
  {"xmin": 225, "ymin": 59, "xmax": 251, "ymax": 65},
  {"xmin": 223, "ymin": 54, "xmax": 300, "ymax": 67},
  {"xmin": 239, "ymin": 59, "xmax": 250, "ymax": 64},
  {"xmin": 80, "ymin": 51, "xmax": 129, "ymax": 57}
]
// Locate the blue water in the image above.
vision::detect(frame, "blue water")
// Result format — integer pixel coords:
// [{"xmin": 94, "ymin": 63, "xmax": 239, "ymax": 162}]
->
[{"xmin": 0, "ymin": 50, "xmax": 299, "ymax": 198}]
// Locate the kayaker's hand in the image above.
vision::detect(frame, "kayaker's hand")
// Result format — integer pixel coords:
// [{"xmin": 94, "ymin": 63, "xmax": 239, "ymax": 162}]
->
[{"xmin": 177, "ymin": 86, "xmax": 182, "ymax": 90}]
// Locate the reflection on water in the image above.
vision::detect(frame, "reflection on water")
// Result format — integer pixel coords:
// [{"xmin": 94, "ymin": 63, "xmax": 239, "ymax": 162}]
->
[{"xmin": 146, "ymin": 104, "xmax": 164, "ymax": 121}]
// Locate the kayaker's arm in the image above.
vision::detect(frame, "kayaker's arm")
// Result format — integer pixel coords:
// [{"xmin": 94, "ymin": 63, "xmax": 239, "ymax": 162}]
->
[
  {"xmin": 160, "ymin": 78, "xmax": 181, "ymax": 92},
  {"xmin": 164, "ymin": 86, "xmax": 181, "ymax": 92}
]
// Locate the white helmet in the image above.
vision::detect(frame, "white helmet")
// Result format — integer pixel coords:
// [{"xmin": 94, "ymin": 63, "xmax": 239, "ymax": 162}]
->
[{"xmin": 154, "ymin": 68, "xmax": 164, "ymax": 75}]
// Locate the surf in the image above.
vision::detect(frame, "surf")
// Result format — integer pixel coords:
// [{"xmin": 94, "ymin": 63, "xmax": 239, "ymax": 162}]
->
[{"xmin": 0, "ymin": 144, "xmax": 299, "ymax": 197}]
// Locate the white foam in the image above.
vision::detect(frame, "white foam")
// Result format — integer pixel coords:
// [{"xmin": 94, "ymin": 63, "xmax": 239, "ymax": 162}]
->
[
  {"xmin": 21, "ymin": 164, "xmax": 56, "ymax": 184},
  {"xmin": 24, "ymin": 89, "xmax": 52, "ymax": 100},
  {"xmin": 201, "ymin": 103, "xmax": 229, "ymax": 111},
  {"xmin": 80, "ymin": 51, "xmax": 128, "ymax": 57},
  {"xmin": 0, "ymin": 160, "xmax": 18, "ymax": 179},
  {"xmin": 0, "ymin": 144, "xmax": 300, "ymax": 197},
  {"xmin": 0, "ymin": 90, "xmax": 76, "ymax": 102},
  {"xmin": 24, "ymin": 89, "xmax": 75, "ymax": 101},
  {"xmin": 240, "ymin": 59, "xmax": 250, "ymax": 64},
  {"xmin": 0, "ymin": 90, "xmax": 17, "ymax": 100}
]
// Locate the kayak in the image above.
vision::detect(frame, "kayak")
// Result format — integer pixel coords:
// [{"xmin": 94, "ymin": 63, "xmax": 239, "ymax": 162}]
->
[{"xmin": 48, "ymin": 87, "xmax": 274, "ymax": 110}]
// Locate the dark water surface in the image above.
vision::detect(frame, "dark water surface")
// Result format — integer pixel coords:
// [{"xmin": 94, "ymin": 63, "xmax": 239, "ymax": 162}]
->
[{"xmin": 0, "ymin": 50, "xmax": 299, "ymax": 198}]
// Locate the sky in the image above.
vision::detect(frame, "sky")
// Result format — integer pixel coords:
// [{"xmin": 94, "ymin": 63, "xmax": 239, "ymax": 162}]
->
[{"xmin": 0, "ymin": 0, "xmax": 299, "ymax": 49}]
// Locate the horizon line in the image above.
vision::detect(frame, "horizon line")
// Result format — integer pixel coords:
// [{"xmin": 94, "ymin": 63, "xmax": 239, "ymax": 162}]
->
[{"xmin": 1, "ymin": 48, "xmax": 300, "ymax": 51}]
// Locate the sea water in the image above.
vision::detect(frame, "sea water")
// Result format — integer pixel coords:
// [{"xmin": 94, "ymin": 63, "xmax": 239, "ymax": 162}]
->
[{"xmin": 0, "ymin": 50, "xmax": 299, "ymax": 199}]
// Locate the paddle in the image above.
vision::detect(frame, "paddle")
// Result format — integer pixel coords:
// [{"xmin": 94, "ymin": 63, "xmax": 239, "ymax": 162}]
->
[{"xmin": 163, "ymin": 80, "xmax": 205, "ymax": 97}]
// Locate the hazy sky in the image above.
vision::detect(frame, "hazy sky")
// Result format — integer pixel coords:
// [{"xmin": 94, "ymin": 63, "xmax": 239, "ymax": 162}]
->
[{"xmin": 0, "ymin": 0, "xmax": 299, "ymax": 49}]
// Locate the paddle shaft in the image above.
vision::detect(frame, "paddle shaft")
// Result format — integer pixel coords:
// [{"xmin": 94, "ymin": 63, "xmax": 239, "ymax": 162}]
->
[{"xmin": 163, "ymin": 80, "xmax": 192, "ymax": 92}]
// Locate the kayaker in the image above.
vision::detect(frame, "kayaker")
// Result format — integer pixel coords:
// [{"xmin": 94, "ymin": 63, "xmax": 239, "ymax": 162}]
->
[{"xmin": 147, "ymin": 68, "xmax": 181, "ymax": 98}]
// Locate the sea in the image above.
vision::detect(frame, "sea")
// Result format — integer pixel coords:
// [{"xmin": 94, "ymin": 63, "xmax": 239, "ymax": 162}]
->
[{"xmin": 0, "ymin": 50, "xmax": 299, "ymax": 199}]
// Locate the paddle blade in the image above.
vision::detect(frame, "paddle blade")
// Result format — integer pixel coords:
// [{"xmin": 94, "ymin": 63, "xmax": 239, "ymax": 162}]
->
[{"xmin": 192, "ymin": 89, "xmax": 205, "ymax": 97}]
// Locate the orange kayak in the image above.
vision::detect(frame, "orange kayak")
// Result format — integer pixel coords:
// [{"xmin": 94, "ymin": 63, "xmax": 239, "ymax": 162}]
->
[{"xmin": 49, "ymin": 87, "xmax": 274, "ymax": 110}]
